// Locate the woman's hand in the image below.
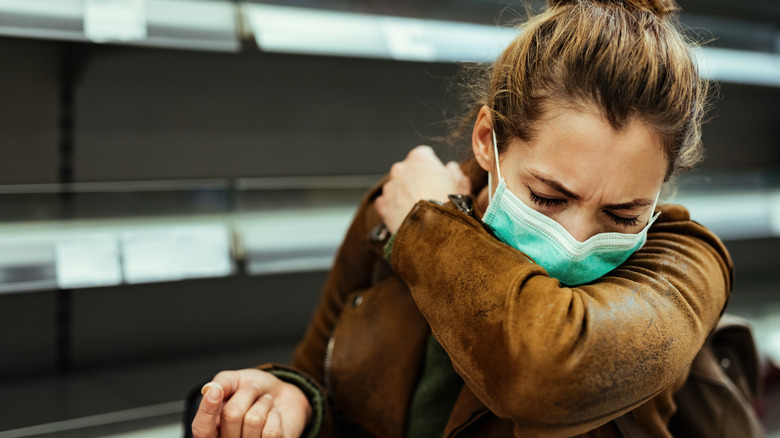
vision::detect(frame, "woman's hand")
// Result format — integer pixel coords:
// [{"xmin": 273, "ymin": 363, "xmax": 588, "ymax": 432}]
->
[
  {"xmin": 375, "ymin": 146, "xmax": 471, "ymax": 234},
  {"xmin": 191, "ymin": 368, "xmax": 311, "ymax": 438}
]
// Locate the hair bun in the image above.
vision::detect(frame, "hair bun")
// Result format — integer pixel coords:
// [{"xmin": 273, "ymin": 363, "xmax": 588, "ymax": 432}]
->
[{"xmin": 547, "ymin": 0, "xmax": 680, "ymax": 18}]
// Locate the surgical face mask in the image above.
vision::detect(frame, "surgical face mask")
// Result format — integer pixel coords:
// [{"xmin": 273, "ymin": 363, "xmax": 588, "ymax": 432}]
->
[{"xmin": 482, "ymin": 131, "xmax": 660, "ymax": 286}]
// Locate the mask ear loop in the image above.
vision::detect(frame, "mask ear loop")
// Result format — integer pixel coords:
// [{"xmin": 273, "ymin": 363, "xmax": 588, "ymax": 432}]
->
[
  {"xmin": 648, "ymin": 189, "xmax": 662, "ymax": 224},
  {"xmin": 488, "ymin": 130, "xmax": 501, "ymax": 205}
]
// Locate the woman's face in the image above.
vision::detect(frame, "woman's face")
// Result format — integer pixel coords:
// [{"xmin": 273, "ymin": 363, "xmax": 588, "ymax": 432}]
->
[{"xmin": 476, "ymin": 105, "xmax": 667, "ymax": 242}]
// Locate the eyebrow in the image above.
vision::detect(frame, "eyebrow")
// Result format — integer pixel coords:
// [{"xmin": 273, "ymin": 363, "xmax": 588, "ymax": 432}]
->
[
  {"xmin": 529, "ymin": 170, "xmax": 653, "ymax": 210},
  {"xmin": 603, "ymin": 199, "xmax": 654, "ymax": 210},
  {"xmin": 529, "ymin": 170, "xmax": 580, "ymax": 200}
]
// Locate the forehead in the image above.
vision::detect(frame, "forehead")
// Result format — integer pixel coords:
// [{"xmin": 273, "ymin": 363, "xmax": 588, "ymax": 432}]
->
[{"xmin": 507, "ymin": 107, "xmax": 666, "ymax": 198}]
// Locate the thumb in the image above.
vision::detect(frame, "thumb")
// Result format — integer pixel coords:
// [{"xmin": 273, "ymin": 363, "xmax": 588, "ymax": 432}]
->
[{"xmin": 191, "ymin": 383, "xmax": 224, "ymax": 438}]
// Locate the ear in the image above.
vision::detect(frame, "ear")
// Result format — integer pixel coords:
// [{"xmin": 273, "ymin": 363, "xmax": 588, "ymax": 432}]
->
[{"xmin": 472, "ymin": 106, "xmax": 495, "ymax": 173}]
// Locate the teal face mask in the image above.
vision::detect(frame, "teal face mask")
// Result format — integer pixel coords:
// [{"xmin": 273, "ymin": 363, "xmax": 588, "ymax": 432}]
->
[{"xmin": 482, "ymin": 131, "xmax": 660, "ymax": 286}]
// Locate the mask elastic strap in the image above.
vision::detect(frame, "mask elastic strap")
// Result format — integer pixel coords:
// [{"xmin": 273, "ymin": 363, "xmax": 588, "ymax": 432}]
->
[
  {"xmin": 646, "ymin": 189, "xmax": 662, "ymax": 225},
  {"xmin": 488, "ymin": 130, "xmax": 501, "ymax": 205},
  {"xmin": 492, "ymin": 130, "xmax": 502, "ymax": 181}
]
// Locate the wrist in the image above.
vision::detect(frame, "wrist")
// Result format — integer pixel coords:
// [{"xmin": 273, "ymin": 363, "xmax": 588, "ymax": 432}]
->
[
  {"xmin": 261, "ymin": 365, "xmax": 325, "ymax": 438},
  {"xmin": 283, "ymin": 380, "xmax": 313, "ymax": 426}
]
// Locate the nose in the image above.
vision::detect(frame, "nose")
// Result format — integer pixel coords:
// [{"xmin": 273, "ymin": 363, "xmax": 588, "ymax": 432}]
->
[{"xmin": 558, "ymin": 213, "xmax": 600, "ymax": 243}]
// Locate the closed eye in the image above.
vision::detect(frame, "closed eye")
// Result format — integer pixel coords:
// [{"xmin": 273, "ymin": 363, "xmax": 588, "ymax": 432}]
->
[
  {"xmin": 529, "ymin": 189, "xmax": 567, "ymax": 207},
  {"xmin": 606, "ymin": 211, "xmax": 640, "ymax": 228}
]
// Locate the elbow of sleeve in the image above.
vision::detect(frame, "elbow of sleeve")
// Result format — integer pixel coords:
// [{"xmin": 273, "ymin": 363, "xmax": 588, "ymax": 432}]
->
[
  {"xmin": 478, "ymin": 351, "xmax": 648, "ymax": 435},
  {"xmin": 494, "ymin": 385, "xmax": 633, "ymax": 437}
]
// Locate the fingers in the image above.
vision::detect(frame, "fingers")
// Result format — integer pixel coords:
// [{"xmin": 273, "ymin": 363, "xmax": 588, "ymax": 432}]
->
[
  {"xmin": 445, "ymin": 160, "xmax": 461, "ymax": 173},
  {"xmin": 379, "ymin": 146, "xmax": 470, "ymax": 233},
  {"xmin": 193, "ymin": 369, "xmax": 293, "ymax": 438},
  {"xmin": 242, "ymin": 394, "xmax": 275, "ymax": 437},
  {"xmin": 210, "ymin": 371, "xmax": 241, "ymax": 399},
  {"xmin": 446, "ymin": 161, "xmax": 472, "ymax": 194},
  {"xmin": 191, "ymin": 384, "xmax": 224, "ymax": 438},
  {"xmin": 262, "ymin": 408, "xmax": 284, "ymax": 438},
  {"xmin": 393, "ymin": 146, "xmax": 446, "ymax": 181},
  {"xmin": 374, "ymin": 192, "xmax": 387, "ymax": 217},
  {"xmin": 445, "ymin": 161, "xmax": 464, "ymax": 185},
  {"xmin": 406, "ymin": 144, "xmax": 437, "ymax": 161},
  {"xmin": 389, "ymin": 161, "xmax": 404, "ymax": 179},
  {"xmin": 221, "ymin": 385, "xmax": 265, "ymax": 438}
]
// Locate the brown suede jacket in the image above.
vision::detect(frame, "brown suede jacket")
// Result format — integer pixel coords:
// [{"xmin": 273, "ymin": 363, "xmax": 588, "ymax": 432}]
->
[{"xmin": 269, "ymin": 170, "xmax": 733, "ymax": 438}]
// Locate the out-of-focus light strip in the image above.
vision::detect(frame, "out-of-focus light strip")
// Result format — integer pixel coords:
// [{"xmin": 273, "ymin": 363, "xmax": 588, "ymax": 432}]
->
[
  {"xmin": 673, "ymin": 192, "xmax": 773, "ymax": 240},
  {"xmin": 246, "ymin": 4, "xmax": 517, "ymax": 63},
  {"xmin": 247, "ymin": 4, "xmax": 780, "ymax": 88},
  {"xmin": 693, "ymin": 47, "xmax": 780, "ymax": 88},
  {"xmin": 0, "ymin": 0, "xmax": 79, "ymax": 18},
  {"xmin": 0, "ymin": 0, "xmax": 239, "ymax": 52},
  {"xmin": 673, "ymin": 190, "xmax": 780, "ymax": 241},
  {"xmin": 247, "ymin": 4, "xmax": 389, "ymax": 59},
  {"xmin": 240, "ymin": 207, "xmax": 355, "ymax": 275},
  {"xmin": 0, "ymin": 188, "xmax": 778, "ymax": 294}
]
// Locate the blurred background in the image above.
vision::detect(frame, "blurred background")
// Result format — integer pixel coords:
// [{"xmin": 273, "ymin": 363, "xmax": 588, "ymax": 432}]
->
[{"xmin": 0, "ymin": 0, "xmax": 777, "ymax": 437}]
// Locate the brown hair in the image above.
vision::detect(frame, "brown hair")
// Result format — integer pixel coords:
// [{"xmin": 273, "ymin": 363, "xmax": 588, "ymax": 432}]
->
[{"xmin": 461, "ymin": 0, "xmax": 708, "ymax": 181}]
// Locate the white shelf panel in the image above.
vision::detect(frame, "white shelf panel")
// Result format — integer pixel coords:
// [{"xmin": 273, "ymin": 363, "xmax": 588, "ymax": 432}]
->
[
  {"xmin": 0, "ymin": 0, "xmax": 240, "ymax": 52},
  {"xmin": 673, "ymin": 190, "xmax": 780, "ymax": 241},
  {"xmin": 247, "ymin": 3, "xmax": 780, "ymax": 87},
  {"xmin": 694, "ymin": 47, "xmax": 780, "ymax": 88},
  {"xmin": 0, "ymin": 207, "xmax": 356, "ymax": 293},
  {"xmin": 246, "ymin": 3, "xmax": 517, "ymax": 63},
  {"xmin": 0, "ymin": 186, "xmax": 777, "ymax": 294},
  {"xmin": 238, "ymin": 207, "xmax": 355, "ymax": 275}
]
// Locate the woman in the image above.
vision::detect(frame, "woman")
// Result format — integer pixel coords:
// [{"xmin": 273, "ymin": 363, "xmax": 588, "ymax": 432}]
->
[{"xmin": 192, "ymin": 0, "xmax": 740, "ymax": 436}]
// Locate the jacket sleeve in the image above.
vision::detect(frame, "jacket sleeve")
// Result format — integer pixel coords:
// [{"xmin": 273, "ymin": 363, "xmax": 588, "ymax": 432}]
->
[{"xmin": 390, "ymin": 200, "xmax": 733, "ymax": 437}]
